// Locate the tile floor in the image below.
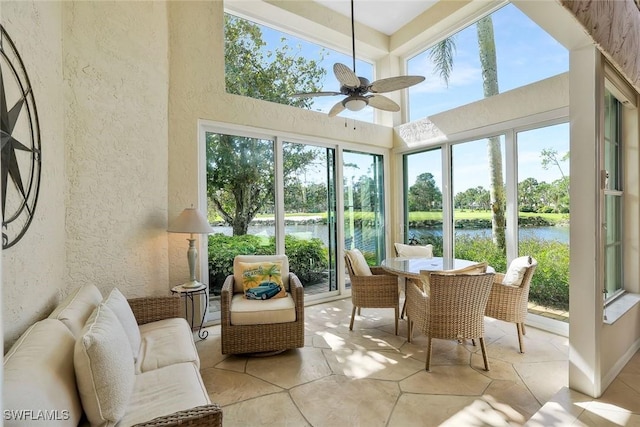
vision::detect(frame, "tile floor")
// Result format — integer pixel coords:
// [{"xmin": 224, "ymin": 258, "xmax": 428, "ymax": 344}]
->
[
  {"xmin": 196, "ymin": 297, "xmax": 640, "ymax": 426},
  {"xmin": 196, "ymin": 297, "xmax": 578, "ymax": 426}
]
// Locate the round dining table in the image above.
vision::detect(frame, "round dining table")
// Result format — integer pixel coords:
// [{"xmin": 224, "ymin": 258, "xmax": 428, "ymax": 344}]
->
[
  {"xmin": 381, "ymin": 256, "xmax": 494, "ymax": 280},
  {"xmin": 382, "ymin": 256, "xmax": 494, "ymax": 320}
]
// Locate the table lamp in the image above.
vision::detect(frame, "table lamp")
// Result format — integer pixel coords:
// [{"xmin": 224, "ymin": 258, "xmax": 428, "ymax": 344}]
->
[{"xmin": 168, "ymin": 206, "xmax": 214, "ymax": 288}]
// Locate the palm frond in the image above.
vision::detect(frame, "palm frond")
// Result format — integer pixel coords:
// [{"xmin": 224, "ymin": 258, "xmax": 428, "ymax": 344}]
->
[{"xmin": 428, "ymin": 37, "xmax": 456, "ymax": 87}]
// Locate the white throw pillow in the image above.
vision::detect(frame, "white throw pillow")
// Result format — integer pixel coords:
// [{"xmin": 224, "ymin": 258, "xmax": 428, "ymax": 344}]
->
[
  {"xmin": 502, "ymin": 256, "xmax": 532, "ymax": 286},
  {"xmin": 345, "ymin": 249, "xmax": 372, "ymax": 276},
  {"xmin": 104, "ymin": 288, "xmax": 141, "ymax": 362},
  {"xmin": 74, "ymin": 303, "xmax": 135, "ymax": 426},
  {"xmin": 48, "ymin": 284, "xmax": 103, "ymax": 338},
  {"xmin": 394, "ymin": 243, "xmax": 433, "ymax": 258}
]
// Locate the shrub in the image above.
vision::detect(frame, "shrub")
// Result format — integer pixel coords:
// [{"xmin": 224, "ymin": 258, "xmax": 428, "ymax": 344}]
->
[
  {"xmin": 207, "ymin": 233, "xmax": 328, "ymax": 294},
  {"xmin": 408, "ymin": 231, "xmax": 569, "ymax": 311}
]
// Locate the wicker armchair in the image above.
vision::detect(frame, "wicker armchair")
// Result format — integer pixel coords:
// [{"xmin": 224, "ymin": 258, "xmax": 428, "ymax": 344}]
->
[
  {"xmin": 485, "ymin": 256, "xmax": 538, "ymax": 353},
  {"xmin": 412, "ymin": 271, "xmax": 495, "ymax": 371},
  {"xmin": 344, "ymin": 252, "xmax": 399, "ymax": 335},
  {"xmin": 127, "ymin": 295, "xmax": 223, "ymax": 427},
  {"xmin": 221, "ymin": 255, "xmax": 304, "ymax": 355}
]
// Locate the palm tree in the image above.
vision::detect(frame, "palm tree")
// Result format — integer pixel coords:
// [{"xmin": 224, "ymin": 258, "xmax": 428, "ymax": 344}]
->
[{"xmin": 430, "ymin": 16, "xmax": 506, "ymax": 250}]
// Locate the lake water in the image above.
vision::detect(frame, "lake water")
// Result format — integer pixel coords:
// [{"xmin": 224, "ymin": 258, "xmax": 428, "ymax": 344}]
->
[{"xmin": 210, "ymin": 224, "xmax": 570, "ymax": 245}]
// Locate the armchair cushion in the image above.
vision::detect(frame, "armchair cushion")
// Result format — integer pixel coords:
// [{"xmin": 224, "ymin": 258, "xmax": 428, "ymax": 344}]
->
[
  {"xmin": 230, "ymin": 293, "xmax": 296, "ymax": 325},
  {"xmin": 394, "ymin": 243, "xmax": 433, "ymax": 258},
  {"xmin": 237, "ymin": 260, "xmax": 286, "ymax": 300},
  {"xmin": 503, "ymin": 256, "xmax": 532, "ymax": 286},
  {"xmin": 234, "ymin": 254, "xmax": 290, "ymax": 292},
  {"xmin": 345, "ymin": 248, "xmax": 372, "ymax": 276},
  {"xmin": 74, "ymin": 303, "xmax": 135, "ymax": 426},
  {"xmin": 103, "ymin": 287, "xmax": 141, "ymax": 363}
]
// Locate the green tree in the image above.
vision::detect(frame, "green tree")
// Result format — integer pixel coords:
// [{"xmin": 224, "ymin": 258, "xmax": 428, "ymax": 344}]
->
[
  {"xmin": 430, "ymin": 16, "xmax": 506, "ymax": 249},
  {"xmin": 209, "ymin": 15, "xmax": 328, "ymax": 235},
  {"xmin": 224, "ymin": 14, "xmax": 327, "ymax": 107},
  {"xmin": 409, "ymin": 172, "xmax": 442, "ymax": 211},
  {"xmin": 540, "ymin": 148, "xmax": 569, "ymax": 179}
]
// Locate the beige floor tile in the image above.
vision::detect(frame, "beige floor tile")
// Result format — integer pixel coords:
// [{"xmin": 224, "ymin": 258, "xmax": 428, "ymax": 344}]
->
[
  {"xmin": 389, "ymin": 394, "xmax": 480, "ymax": 427},
  {"xmin": 576, "ymin": 405, "xmax": 640, "ymax": 426},
  {"xmin": 222, "ymin": 391, "xmax": 310, "ymax": 427},
  {"xmin": 400, "ymin": 365, "xmax": 492, "ymax": 395},
  {"xmin": 246, "ymin": 347, "xmax": 333, "ymax": 389},
  {"xmin": 483, "ymin": 379, "xmax": 541, "ymax": 421},
  {"xmin": 323, "ymin": 347, "xmax": 423, "ymax": 380},
  {"xmin": 513, "ymin": 360, "xmax": 568, "ymax": 404},
  {"xmin": 200, "ymin": 366, "xmax": 282, "ymax": 406},
  {"xmin": 487, "ymin": 334, "xmax": 567, "ymax": 364},
  {"xmin": 593, "ymin": 378, "xmax": 640, "ymax": 414},
  {"xmin": 290, "ymin": 375, "xmax": 400, "ymax": 427}
]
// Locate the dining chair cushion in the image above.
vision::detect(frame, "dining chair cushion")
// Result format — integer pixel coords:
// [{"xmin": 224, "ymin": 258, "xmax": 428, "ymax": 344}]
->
[
  {"xmin": 502, "ymin": 256, "xmax": 532, "ymax": 286},
  {"xmin": 394, "ymin": 243, "xmax": 433, "ymax": 258},
  {"xmin": 345, "ymin": 249, "xmax": 372, "ymax": 276},
  {"xmin": 236, "ymin": 261, "xmax": 286, "ymax": 300}
]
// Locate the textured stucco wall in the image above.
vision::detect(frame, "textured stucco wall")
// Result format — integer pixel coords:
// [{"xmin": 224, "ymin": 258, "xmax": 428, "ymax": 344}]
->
[
  {"xmin": 561, "ymin": 0, "xmax": 640, "ymax": 92},
  {"xmin": 2, "ymin": 2, "xmax": 67, "ymax": 348},
  {"xmin": 63, "ymin": 1, "xmax": 170, "ymax": 300}
]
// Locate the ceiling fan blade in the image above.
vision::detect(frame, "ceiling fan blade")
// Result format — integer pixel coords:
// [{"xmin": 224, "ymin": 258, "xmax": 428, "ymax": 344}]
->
[
  {"xmin": 367, "ymin": 95, "xmax": 400, "ymax": 112},
  {"xmin": 333, "ymin": 63, "xmax": 361, "ymax": 88},
  {"xmin": 369, "ymin": 75, "xmax": 425, "ymax": 93},
  {"xmin": 328, "ymin": 100, "xmax": 346, "ymax": 117},
  {"xmin": 290, "ymin": 91, "xmax": 341, "ymax": 98}
]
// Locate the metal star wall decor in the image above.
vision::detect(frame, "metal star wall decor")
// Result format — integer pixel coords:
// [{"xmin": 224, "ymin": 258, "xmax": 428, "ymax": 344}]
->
[{"xmin": 0, "ymin": 24, "xmax": 41, "ymax": 249}]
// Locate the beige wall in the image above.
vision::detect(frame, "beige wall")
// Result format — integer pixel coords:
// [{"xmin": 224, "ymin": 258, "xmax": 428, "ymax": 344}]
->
[
  {"xmin": 2, "ymin": 2, "xmax": 67, "ymax": 347},
  {"xmin": 2, "ymin": 1, "xmax": 171, "ymax": 348}
]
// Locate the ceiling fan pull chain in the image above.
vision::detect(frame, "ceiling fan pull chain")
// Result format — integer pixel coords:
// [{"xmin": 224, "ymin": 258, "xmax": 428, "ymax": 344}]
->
[{"xmin": 351, "ymin": 0, "xmax": 356, "ymax": 73}]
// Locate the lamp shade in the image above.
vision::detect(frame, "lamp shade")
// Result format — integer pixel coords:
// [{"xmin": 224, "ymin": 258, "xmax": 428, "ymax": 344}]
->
[{"xmin": 168, "ymin": 207, "xmax": 214, "ymax": 234}]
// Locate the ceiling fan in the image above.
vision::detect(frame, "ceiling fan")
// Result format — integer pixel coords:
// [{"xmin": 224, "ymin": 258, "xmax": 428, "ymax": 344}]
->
[{"xmin": 291, "ymin": 0, "xmax": 425, "ymax": 117}]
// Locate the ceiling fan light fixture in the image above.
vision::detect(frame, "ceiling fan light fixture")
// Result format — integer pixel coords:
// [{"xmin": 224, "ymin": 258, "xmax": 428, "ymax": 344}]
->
[{"xmin": 344, "ymin": 97, "xmax": 368, "ymax": 112}]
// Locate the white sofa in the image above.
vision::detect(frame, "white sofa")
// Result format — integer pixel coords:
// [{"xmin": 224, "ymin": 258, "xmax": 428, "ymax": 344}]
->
[{"xmin": 3, "ymin": 284, "xmax": 222, "ymax": 427}]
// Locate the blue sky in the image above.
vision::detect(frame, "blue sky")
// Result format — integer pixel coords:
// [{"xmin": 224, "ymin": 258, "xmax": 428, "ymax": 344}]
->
[{"xmin": 232, "ymin": 3, "xmax": 570, "ymax": 192}]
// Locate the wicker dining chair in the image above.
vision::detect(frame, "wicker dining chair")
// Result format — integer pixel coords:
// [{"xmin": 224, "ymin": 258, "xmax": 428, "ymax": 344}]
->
[
  {"xmin": 412, "ymin": 271, "xmax": 495, "ymax": 371},
  {"xmin": 485, "ymin": 255, "xmax": 538, "ymax": 353},
  {"xmin": 344, "ymin": 250, "xmax": 399, "ymax": 335}
]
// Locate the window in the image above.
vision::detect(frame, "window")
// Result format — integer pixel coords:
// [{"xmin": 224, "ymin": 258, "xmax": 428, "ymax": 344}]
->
[
  {"xmin": 517, "ymin": 123, "xmax": 570, "ymax": 315},
  {"xmin": 224, "ymin": 12, "xmax": 374, "ymax": 122},
  {"xmin": 603, "ymin": 89, "xmax": 624, "ymax": 301},
  {"xmin": 283, "ymin": 142, "xmax": 338, "ymax": 294},
  {"xmin": 407, "ymin": 3, "xmax": 568, "ymax": 121},
  {"xmin": 452, "ymin": 136, "xmax": 507, "ymax": 272},
  {"xmin": 403, "ymin": 149, "xmax": 443, "ymax": 255},
  {"xmin": 202, "ymin": 123, "xmax": 386, "ymax": 321},
  {"xmin": 343, "ymin": 151, "xmax": 385, "ymax": 266}
]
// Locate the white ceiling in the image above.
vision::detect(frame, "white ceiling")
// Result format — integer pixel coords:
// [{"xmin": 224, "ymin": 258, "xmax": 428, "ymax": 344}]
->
[{"xmin": 313, "ymin": 0, "xmax": 438, "ymax": 35}]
